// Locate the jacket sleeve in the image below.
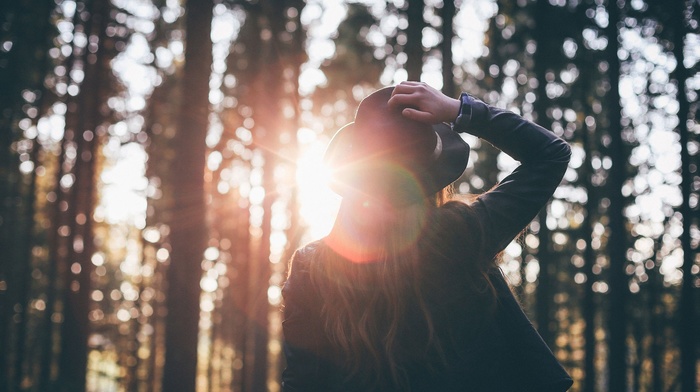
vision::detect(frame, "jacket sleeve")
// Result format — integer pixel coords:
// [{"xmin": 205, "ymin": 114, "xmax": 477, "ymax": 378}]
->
[
  {"xmin": 281, "ymin": 248, "xmax": 326, "ymax": 392},
  {"xmin": 453, "ymin": 94, "xmax": 571, "ymax": 260}
]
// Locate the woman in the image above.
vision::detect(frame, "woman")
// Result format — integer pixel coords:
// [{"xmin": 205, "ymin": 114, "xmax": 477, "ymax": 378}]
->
[{"xmin": 282, "ymin": 82, "xmax": 573, "ymax": 391}]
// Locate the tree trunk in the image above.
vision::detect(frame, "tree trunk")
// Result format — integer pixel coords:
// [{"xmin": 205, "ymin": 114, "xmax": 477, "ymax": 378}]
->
[
  {"xmin": 576, "ymin": 8, "xmax": 599, "ymax": 388},
  {"xmin": 669, "ymin": 1, "xmax": 697, "ymax": 391},
  {"xmin": 248, "ymin": 155, "xmax": 274, "ymax": 392},
  {"xmin": 57, "ymin": 0, "xmax": 109, "ymax": 389},
  {"xmin": 532, "ymin": 0, "xmax": 555, "ymax": 348},
  {"xmin": 39, "ymin": 128, "xmax": 72, "ymax": 392},
  {"xmin": 581, "ymin": 105, "xmax": 597, "ymax": 392},
  {"xmin": 0, "ymin": 0, "xmax": 18, "ymax": 379},
  {"xmin": 405, "ymin": 0, "xmax": 425, "ymax": 81},
  {"xmin": 604, "ymin": 1, "xmax": 629, "ymax": 391},
  {"xmin": 0, "ymin": 0, "xmax": 55, "ymax": 389},
  {"xmin": 648, "ymin": 231, "xmax": 664, "ymax": 392},
  {"xmin": 440, "ymin": 0, "xmax": 456, "ymax": 97},
  {"xmin": 38, "ymin": 20, "xmax": 86, "ymax": 387},
  {"xmin": 232, "ymin": 206, "xmax": 251, "ymax": 392},
  {"xmin": 278, "ymin": 1, "xmax": 306, "ymax": 381},
  {"xmin": 161, "ymin": 0, "xmax": 212, "ymax": 390},
  {"xmin": 13, "ymin": 85, "xmax": 43, "ymax": 392},
  {"xmin": 247, "ymin": 3, "xmax": 282, "ymax": 389}
]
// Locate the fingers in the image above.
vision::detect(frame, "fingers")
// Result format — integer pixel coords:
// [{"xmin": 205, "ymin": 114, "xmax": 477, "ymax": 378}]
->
[
  {"xmin": 391, "ymin": 81, "xmax": 428, "ymax": 96},
  {"xmin": 401, "ymin": 108, "xmax": 434, "ymax": 124},
  {"xmin": 387, "ymin": 93, "xmax": 417, "ymax": 109},
  {"xmin": 396, "ymin": 81, "xmax": 427, "ymax": 88},
  {"xmin": 388, "ymin": 82, "xmax": 429, "ymax": 108},
  {"xmin": 388, "ymin": 81, "xmax": 444, "ymax": 123}
]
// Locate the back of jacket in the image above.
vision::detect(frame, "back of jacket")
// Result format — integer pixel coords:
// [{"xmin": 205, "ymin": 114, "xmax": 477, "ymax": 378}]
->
[{"xmin": 283, "ymin": 242, "xmax": 573, "ymax": 392}]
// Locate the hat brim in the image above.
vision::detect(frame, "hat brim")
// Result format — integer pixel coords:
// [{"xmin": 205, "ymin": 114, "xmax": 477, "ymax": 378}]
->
[
  {"xmin": 324, "ymin": 122, "xmax": 470, "ymax": 202},
  {"xmin": 422, "ymin": 123, "xmax": 470, "ymax": 195}
]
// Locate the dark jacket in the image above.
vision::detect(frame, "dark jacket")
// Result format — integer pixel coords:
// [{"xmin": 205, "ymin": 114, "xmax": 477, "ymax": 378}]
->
[{"xmin": 282, "ymin": 96, "xmax": 573, "ymax": 391}]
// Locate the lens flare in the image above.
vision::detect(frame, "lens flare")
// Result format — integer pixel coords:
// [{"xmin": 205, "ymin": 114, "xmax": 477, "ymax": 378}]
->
[{"xmin": 325, "ymin": 180, "xmax": 430, "ymax": 264}]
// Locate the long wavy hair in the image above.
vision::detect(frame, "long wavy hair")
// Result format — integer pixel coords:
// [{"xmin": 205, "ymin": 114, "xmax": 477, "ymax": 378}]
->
[{"xmin": 309, "ymin": 188, "xmax": 497, "ymax": 389}]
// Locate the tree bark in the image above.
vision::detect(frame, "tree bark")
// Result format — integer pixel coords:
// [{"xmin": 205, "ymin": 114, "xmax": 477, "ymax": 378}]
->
[
  {"xmin": 581, "ymin": 108, "xmax": 597, "ymax": 392},
  {"xmin": 161, "ymin": 0, "xmax": 212, "ymax": 390},
  {"xmin": 440, "ymin": 0, "xmax": 456, "ymax": 97},
  {"xmin": 669, "ymin": 1, "xmax": 698, "ymax": 391},
  {"xmin": 576, "ymin": 7, "xmax": 599, "ymax": 389},
  {"xmin": 246, "ymin": 2, "xmax": 283, "ymax": 389},
  {"xmin": 532, "ymin": 0, "xmax": 555, "ymax": 348},
  {"xmin": 0, "ymin": 0, "xmax": 55, "ymax": 389},
  {"xmin": 405, "ymin": 0, "xmax": 425, "ymax": 81},
  {"xmin": 56, "ymin": 0, "xmax": 109, "ymax": 389},
  {"xmin": 648, "ymin": 230, "xmax": 665, "ymax": 392},
  {"xmin": 604, "ymin": 1, "xmax": 629, "ymax": 391}
]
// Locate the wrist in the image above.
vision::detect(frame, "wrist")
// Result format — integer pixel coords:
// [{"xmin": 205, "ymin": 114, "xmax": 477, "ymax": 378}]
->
[
  {"xmin": 446, "ymin": 97, "xmax": 461, "ymax": 123},
  {"xmin": 453, "ymin": 93, "xmax": 473, "ymax": 131}
]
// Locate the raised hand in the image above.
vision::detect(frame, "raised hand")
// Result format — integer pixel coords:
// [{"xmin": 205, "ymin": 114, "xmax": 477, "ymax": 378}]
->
[{"xmin": 388, "ymin": 81, "xmax": 461, "ymax": 124}]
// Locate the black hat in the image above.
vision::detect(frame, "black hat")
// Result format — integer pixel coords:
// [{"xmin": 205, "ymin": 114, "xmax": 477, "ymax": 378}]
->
[{"xmin": 324, "ymin": 86, "xmax": 470, "ymax": 205}]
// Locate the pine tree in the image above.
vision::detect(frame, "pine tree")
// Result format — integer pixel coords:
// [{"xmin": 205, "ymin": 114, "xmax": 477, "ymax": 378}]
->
[{"xmin": 161, "ymin": 0, "xmax": 213, "ymax": 390}]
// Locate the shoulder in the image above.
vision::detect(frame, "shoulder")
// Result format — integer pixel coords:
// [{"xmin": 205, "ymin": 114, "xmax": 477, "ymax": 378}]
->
[
  {"xmin": 431, "ymin": 198, "xmax": 483, "ymax": 238},
  {"xmin": 423, "ymin": 198, "xmax": 489, "ymax": 269},
  {"xmin": 287, "ymin": 240, "xmax": 323, "ymax": 276},
  {"xmin": 441, "ymin": 197, "xmax": 478, "ymax": 218},
  {"xmin": 283, "ymin": 240, "xmax": 324, "ymax": 301}
]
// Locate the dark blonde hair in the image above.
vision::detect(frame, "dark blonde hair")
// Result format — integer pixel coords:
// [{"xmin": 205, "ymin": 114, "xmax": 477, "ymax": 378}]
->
[{"xmin": 309, "ymin": 188, "xmax": 496, "ymax": 389}]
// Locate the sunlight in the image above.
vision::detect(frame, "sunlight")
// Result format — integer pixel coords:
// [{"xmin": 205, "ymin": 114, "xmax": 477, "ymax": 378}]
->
[
  {"xmin": 6, "ymin": 0, "xmax": 695, "ymax": 390},
  {"xmin": 95, "ymin": 143, "xmax": 148, "ymax": 228},
  {"xmin": 296, "ymin": 137, "xmax": 341, "ymax": 242}
]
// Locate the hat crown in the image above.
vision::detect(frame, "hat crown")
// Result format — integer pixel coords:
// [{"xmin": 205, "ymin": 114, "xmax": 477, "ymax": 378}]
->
[
  {"xmin": 350, "ymin": 87, "xmax": 437, "ymax": 163},
  {"xmin": 324, "ymin": 86, "xmax": 470, "ymax": 205}
]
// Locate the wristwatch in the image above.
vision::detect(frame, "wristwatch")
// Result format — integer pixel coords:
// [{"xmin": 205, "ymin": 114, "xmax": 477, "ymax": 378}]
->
[{"xmin": 454, "ymin": 92, "xmax": 474, "ymax": 130}]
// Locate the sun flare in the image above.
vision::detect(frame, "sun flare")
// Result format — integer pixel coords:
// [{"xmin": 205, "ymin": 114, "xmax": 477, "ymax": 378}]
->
[{"xmin": 296, "ymin": 139, "xmax": 341, "ymax": 242}]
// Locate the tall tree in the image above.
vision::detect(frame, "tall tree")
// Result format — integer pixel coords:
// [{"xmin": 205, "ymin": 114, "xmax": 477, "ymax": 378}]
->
[
  {"xmin": 55, "ymin": 1, "xmax": 112, "ymax": 390},
  {"xmin": 405, "ymin": 0, "xmax": 425, "ymax": 80},
  {"xmin": 247, "ymin": 3, "xmax": 280, "ymax": 388},
  {"xmin": 161, "ymin": 0, "xmax": 213, "ymax": 390},
  {"xmin": 215, "ymin": 4, "xmax": 264, "ymax": 390},
  {"xmin": 440, "ymin": 0, "xmax": 456, "ymax": 97},
  {"xmin": 668, "ymin": 0, "xmax": 698, "ymax": 390},
  {"xmin": 532, "ymin": 0, "xmax": 557, "ymax": 347},
  {"xmin": 604, "ymin": 0, "xmax": 629, "ymax": 390},
  {"xmin": 574, "ymin": 5, "xmax": 602, "ymax": 386},
  {"xmin": 199, "ymin": 0, "xmax": 306, "ymax": 390},
  {"xmin": 580, "ymin": 100, "xmax": 599, "ymax": 392},
  {"xmin": 0, "ymin": 0, "xmax": 56, "ymax": 389},
  {"xmin": 38, "ymin": 11, "xmax": 83, "ymax": 385},
  {"xmin": 141, "ymin": 12, "xmax": 185, "ymax": 387}
]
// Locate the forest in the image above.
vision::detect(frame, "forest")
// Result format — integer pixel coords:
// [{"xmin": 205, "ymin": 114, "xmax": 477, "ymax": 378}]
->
[{"xmin": 0, "ymin": 0, "xmax": 698, "ymax": 391}]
